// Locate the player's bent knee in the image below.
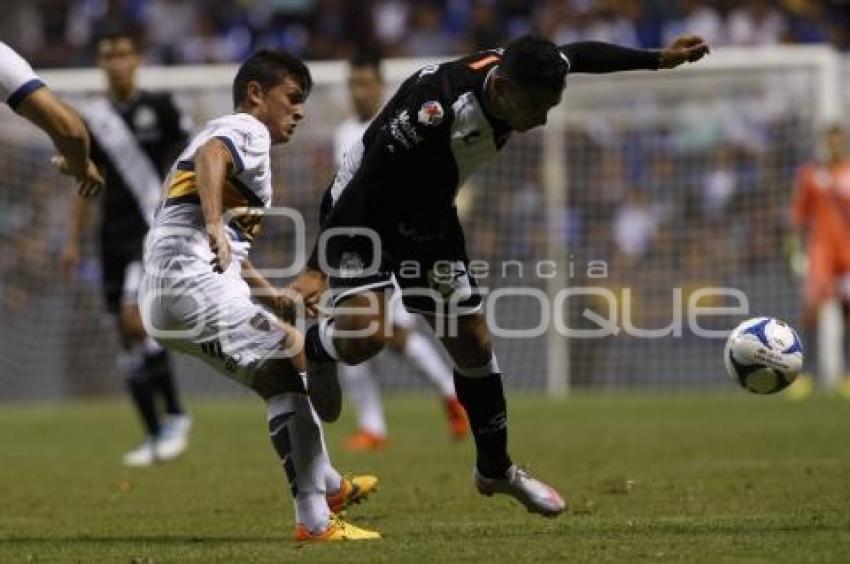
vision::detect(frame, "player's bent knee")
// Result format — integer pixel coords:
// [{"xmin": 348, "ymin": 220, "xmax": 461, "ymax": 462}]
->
[
  {"xmin": 334, "ymin": 313, "xmax": 388, "ymax": 365},
  {"xmin": 336, "ymin": 328, "xmax": 387, "ymax": 364},
  {"xmin": 251, "ymin": 357, "xmax": 307, "ymax": 400}
]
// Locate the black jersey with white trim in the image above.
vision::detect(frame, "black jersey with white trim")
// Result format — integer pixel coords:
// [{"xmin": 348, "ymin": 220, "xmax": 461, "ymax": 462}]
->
[
  {"xmin": 90, "ymin": 90, "xmax": 190, "ymax": 245},
  {"xmin": 327, "ymin": 49, "xmax": 511, "ymax": 227},
  {"xmin": 323, "ymin": 42, "xmax": 660, "ymax": 230},
  {"xmin": 313, "ymin": 42, "xmax": 661, "ymax": 270}
]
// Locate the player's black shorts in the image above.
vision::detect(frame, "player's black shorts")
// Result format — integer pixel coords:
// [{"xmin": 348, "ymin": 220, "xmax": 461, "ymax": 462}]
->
[
  {"xmin": 100, "ymin": 234, "xmax": 144, "ymax": 315},
  {"xmin": 319, "ymin": 192, "xmax": 482, "ymax": 317}
]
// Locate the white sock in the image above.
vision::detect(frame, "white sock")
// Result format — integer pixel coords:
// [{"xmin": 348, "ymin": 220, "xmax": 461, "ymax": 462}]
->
[
  {"xmin": 267, "ymin": 393, "xmax": 331, "ymax": 533},
  {"xmin": 403, "ymin": 332, "xmax": 455, "ymax": 398},
  {"xmin": 342, "ymin": 360, "xmax": 387, "ymax": 436}
]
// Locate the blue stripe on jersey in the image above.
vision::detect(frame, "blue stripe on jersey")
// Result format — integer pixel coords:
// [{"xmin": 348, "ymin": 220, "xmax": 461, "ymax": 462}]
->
[
  {"xmin": 214, "ymin": 135, "xmax": 245, "ymax": 173},
  {"xmin": 8, "ymin": 78, "xmax": 45, "ymax": 110}
]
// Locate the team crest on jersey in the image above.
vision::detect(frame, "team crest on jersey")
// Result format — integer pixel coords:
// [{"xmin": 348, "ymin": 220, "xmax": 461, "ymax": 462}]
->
[
  {"xmin": 249, "ymin": 312, "xmax": 271, "ymax": 332},
  {"xmin": 418, "ymin": 101, "xmax": 444, "ymax": 126},
  {"xmin": 339, "ymin": 251, "xmax": 365, "ymax": 278}
]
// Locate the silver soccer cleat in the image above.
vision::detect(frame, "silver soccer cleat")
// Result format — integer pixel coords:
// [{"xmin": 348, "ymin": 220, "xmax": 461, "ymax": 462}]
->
[{"xmin": 474, "ymin": 464, "xmax": 566, "ymax": 517}]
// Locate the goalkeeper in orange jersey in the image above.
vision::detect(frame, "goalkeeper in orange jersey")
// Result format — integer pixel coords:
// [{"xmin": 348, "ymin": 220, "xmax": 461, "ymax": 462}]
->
[{"xmin": 788, "ymin": 125, "xmax": 850, "ymax": 399}]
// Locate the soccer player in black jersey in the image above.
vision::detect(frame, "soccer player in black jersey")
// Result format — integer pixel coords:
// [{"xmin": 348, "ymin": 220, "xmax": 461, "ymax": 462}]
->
[
  {"xmin": 60, "ymin": 31, "xmax": 192, "ymax": 466},
  {"xmin": 295, "ymin": 34, "xmax": 709, "ymax": 516}
]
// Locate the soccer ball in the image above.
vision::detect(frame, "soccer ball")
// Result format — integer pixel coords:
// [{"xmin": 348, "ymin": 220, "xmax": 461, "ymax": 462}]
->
[{"xmin": 724, "ymin": 317, "xmax": 804, "ymax": 394}]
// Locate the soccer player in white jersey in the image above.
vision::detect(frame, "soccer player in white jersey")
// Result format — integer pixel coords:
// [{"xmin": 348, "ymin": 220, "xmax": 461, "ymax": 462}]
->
[
  {"xmin": 0, "ymin": 41, "xmax": 103, "ymax": 195},
  {"xmin": 138, "ymin": 50, "xmax": 379, "ymax": 541},
  {"xmin": 334, "ymin": 53, "xmax": 467, "ymax": 450}
]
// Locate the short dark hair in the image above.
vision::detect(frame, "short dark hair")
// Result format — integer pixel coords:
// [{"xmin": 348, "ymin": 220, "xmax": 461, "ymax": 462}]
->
[
  {"xmin": 232, "ymin": 49, "xmax": 313, "ymax": 109},
  {"xmin": 97, "ymin": 28, "xmax": 142, "ymax": 52},
  {"xmin": 349, "ymin": 49, "xmax": 383, "ymax": 80},
  {"xmin": 501, "ymin": 35, "xmax": 569, "ymax": 94}
]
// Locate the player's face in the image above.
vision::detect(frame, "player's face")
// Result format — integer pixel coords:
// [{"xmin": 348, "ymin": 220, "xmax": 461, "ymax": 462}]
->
[
  {"xmin": 348, "ymin": 66, "xmax": 383, "ymax": 121},
  {"xmin": 97, "ymin": 38, "xmax": 140, "ymax": 92},
  {"xmin": 254, "ymin": 77, "xmax": 306, "ymax": 145},
  {"xmin": 497, "ymin": 80, "xmax": 563, "ymax": 132}
]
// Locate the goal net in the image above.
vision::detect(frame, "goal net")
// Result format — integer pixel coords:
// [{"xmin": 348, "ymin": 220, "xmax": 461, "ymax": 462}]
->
[{"xmin": 0, "ymin": 47, "xmax": 843, "ymax": 400}]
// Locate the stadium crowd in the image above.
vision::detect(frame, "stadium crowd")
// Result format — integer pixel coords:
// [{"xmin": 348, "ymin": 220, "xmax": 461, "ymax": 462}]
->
[{"xmin": 2, "ymin": 0, "xmax": 849, "ymax": 68}]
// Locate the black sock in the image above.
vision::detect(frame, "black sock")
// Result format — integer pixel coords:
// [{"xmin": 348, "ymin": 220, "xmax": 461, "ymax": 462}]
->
[
  {"xmin": 145, "ymin": 350, "xmax": 183, "ymax": 415},
  {"xmin": 304, "ymin": 324, "xmax": 334, "ymax": 363},
  {"xmin": 453, "ymin": 371, "xmax": 512, "ymax": 478},
  {"xmin": 127, "ymin": 368, "xmax": 161, "ymax": 436}
]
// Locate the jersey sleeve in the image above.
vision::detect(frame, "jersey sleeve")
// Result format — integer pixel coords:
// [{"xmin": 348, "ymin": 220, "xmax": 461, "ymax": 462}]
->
[
  {"xmin": 0, "ymin": 42, "xmax": 46, "ymax": 110},
  {"xmin": 207, "ymin": 117, "xmax": 270, "ymax": 176},
  {"xmin": 559, "ymin": 41, "xmax": 660, "ymax": 74}
]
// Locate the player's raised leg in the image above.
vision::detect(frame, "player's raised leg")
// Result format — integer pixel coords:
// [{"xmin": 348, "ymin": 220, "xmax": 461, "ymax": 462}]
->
[{"xmin": 426, "ymin": 311, "xmax": 565, "ymax": 517}]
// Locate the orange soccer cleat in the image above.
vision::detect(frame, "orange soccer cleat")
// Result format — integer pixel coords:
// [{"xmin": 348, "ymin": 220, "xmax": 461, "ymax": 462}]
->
[
  {"xmin": 327, "ymin": 474, "xmax": 379, "ymax": 514},
  {"xmin": 343, "ymin": 429, "xmax": 387, "ymax": 451},
  {"xmin": 444, "ymin": 396, "xmax": 469, "ymax": 440}
]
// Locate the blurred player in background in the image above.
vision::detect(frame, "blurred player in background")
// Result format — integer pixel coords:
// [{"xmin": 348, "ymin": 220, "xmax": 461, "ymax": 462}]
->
[
  {"xmin": 60, "ymin": 31, "xmax": 193, "ymax": 466},
  {"xmin": 0, "ymin": 41, "xmax": 103, "ymax": 195},
  {"xmin": 139, "ymin": 50, "xmax": 379, "ymax": 541},
  {"xmin": 788, "ymin": 125, "xmax": 850, "ymax": 399},
  {"xmin": 334, "ymin": 53, "xmax": 467, "ymax": 451}
]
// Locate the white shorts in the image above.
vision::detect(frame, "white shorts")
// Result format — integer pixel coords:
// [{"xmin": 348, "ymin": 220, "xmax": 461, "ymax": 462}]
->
[{"xmin": 139, "ymin": 228, "xmax": 285, "ymax": 388}]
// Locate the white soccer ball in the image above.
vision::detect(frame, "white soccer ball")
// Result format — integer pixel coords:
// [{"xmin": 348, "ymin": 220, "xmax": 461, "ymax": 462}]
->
[{"xmin": 724, "ymin": 317, "xmax": 804, "ymax": 394}]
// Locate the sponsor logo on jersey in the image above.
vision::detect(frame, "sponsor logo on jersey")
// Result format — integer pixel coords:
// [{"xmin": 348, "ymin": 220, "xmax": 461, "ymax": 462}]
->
[
  {"xmin": 397, "ymin": 221, "xmax": 442, "ymax": 243},
  {"xmin": 418, "ymin": 101, "xmax": 444, "ymax": 126},
  {"xmin": 389, "ymin": 109, "xmax": 423, "ymax": 149}
]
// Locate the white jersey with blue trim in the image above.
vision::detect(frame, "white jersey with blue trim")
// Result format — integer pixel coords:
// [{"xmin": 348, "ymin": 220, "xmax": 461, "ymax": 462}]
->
[
  {"xmin": 0, "ymin": 42, "xmax": 45, "ymax": 111},
  {"xmin": 153, "ymin": 112, "xmax": 271, "ymax": 240}
]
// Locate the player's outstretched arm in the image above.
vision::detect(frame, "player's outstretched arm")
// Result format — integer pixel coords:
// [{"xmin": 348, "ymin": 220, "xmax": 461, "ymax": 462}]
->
[
  {"xmin": 559, "ymin": 35, "xmax": 709, "ymax": 74},
  {"xmin": 18, "ymin": 89, "xmax": 104, "ymax": 196},
  {"xmin": 195, "ymin": 138, "xmax": 233, "ymax": 273}
]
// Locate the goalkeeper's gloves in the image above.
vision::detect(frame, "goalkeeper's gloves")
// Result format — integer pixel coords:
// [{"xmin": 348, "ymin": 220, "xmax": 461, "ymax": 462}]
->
[{"xmin": 782, "ymin": 235, "xmax": 807, "ymax": 279}]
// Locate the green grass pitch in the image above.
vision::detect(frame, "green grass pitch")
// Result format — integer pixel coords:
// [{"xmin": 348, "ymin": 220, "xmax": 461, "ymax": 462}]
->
[{"xmin": 1, "ymin": 393, "xmax": 850, "ymax": 563}]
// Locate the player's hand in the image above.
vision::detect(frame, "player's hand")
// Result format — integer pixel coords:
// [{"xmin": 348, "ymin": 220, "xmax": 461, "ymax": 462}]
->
[
  {"xmin": 659, "ymin": 34, "xmax": 710, "ymax": 69},
  {"xmin": 60, "ymin": 241, "xmax": 81, "ymax": 282},
  {"xmin": 289, "ymin": 268, "xmax": 327, "ymax": 318},
  {"xmin": 271, "ymin": 288, "xmax": 301, "ymax": 324},
  {"xmin": 206, "ymin": 222, "xmax": 231, "ymax": 273},
  {"xmin": 51, "ymin": 156, "xmax": 104, "ymax": 197}
]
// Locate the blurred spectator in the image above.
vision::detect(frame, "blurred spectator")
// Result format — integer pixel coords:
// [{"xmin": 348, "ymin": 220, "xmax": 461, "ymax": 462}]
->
[
  {"xmin": 405, "ymin": 3, "xmax": 458, "ymax": 57},
  {"xmin": 662, "ymin": 0, "xmax": 725, "ymax": 47},
  {"xmin": 143, "ymin": 0, "xmax": 197, "ymax": 63},
  {"xmin": 727, "ymin": 0, "xmax": 788, "ymax": 46},
  {"xmin": 5, "ymin": 0, "xmax": 850, "ymax": 69},
  {"xmin": 612, "ymin": 190, "xmax": 662, "ymax": 267}
]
